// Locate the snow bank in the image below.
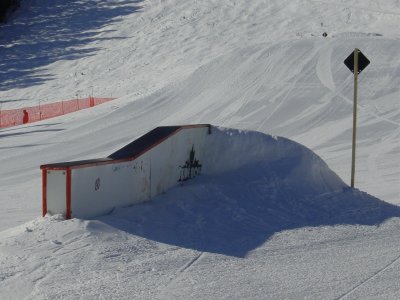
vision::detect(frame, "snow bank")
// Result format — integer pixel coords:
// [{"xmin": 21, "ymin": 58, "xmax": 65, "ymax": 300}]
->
[{"xmin": 204, "ymin": 127, "xmax": 346, "ymax": 195}]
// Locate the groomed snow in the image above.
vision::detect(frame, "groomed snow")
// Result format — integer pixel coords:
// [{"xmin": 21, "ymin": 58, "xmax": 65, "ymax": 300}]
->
[
  {"xmin": 1, "ymin": 127, "xmax": 400, "ymax": 299},
  {"xmin": 1, "ymin": 0, "xmax": 400, "ymax": 298}
]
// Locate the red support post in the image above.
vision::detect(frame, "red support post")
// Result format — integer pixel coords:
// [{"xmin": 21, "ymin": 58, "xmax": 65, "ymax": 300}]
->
[
  {"xmin": 42, "ymin": 169, "xmax": 47, "ymax": 217},
  {"xmin": 66, "ymin": 168, "xmax": 72, "ymax": 219}
]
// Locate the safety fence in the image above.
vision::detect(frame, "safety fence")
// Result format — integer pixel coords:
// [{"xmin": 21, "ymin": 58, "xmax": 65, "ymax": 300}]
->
[{"xmin": 0, "ymin": 97, "xmax": 114, "ymax": 128}]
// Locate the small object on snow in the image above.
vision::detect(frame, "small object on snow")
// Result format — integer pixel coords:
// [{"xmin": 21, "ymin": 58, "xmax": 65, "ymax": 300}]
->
[
  {"xmin": 25, "ymin": 227, "xmax": 33, "ymax": 232},
  {"xmin": 322, "ymin": 32, "xmax": 328, "ymax": 38},
  {"xmin": 22, "ymin": 110, "xmax": 29, "ymax": 124},
  {"xmin": 51, "ymin": 240, "xmax": 62, "ymax": 245}
]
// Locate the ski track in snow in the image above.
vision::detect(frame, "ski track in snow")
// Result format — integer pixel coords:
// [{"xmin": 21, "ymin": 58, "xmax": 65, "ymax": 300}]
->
[
  {"xmin": 316, "ymin": 42, "xmax": 336, "ymax": 91},
  {"xmin": 257, "ymin": 41, "xmax": 321, "ymax": 131},
  {"xmin": 157, "ymin": 252, "xmax": 205, "ymax": 299},
  {"xmin": 310, "ymin": 0, "xmax": 400, "ymax": 17},
  {"xmin": 156, "ymin": 199, "xmax": 207, "ymax": 299},
  {"xmin": 336, "ymin": 252, "xmax": 400, "ymax": 300}
]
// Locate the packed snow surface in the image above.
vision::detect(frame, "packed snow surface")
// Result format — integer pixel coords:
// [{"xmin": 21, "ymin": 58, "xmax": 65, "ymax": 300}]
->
[
  {"xmin": 2, "ymin": 127, "xmax": 400, "ymax": 299},
  {"xmin": 1, "ymin": 0, "xmax": 400, "ymax": 298}
]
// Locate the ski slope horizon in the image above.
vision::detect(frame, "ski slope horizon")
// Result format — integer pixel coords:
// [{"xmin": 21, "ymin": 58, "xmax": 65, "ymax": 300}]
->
[{"xmin": 1, "ymin": 0, "xmax": 400, "ymax": 298}]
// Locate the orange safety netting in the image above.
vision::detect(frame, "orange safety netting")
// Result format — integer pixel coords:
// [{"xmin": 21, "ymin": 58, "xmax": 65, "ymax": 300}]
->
[{"xmin": 0, "ymin": 97, "xmax": 114, "ymax": 128}]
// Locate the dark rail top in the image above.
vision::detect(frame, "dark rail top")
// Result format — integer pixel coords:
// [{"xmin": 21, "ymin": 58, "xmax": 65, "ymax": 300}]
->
[{"xmin": 40, "ymin": 124, "xmax": 211, "ymax": 170}]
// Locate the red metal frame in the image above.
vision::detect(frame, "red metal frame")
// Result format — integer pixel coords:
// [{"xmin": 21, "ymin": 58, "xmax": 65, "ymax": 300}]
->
[
  {"xmin": 66, "ymin": 168, "xmax": 72, "ymax": 219},
  {"xmin": 42, "ymin": 169, "xmax": 47, "ymax": 217}
]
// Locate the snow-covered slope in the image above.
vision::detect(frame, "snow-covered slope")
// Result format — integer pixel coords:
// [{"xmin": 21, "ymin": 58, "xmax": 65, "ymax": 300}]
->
[
  {"xmin": 1, "ymin": 0, "xmax": 399, "ymax": 217},
  {"xmin": 4, "ymin": 215, "xmax": 400, "ymax": 299},
  {"xmin": 1, "ymin": 128, "xmax": 400, "ymax": 299},
  {"xmin": 1, "ymin": 0, "xmax": 400, "ymax": 298}
]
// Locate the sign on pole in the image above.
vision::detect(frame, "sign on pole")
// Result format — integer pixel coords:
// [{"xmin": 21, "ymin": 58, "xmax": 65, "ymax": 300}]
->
[
  {"xmin": 344, "ymin": 50, "xmax": 370, "ymax": 74},
  {"xmin": 344, "ymin": 48, "xmax": 370, "ymax": 188}
]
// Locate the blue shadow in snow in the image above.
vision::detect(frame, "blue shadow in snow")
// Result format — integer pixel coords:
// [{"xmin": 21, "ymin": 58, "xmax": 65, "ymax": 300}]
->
[
  {"xmin": 0, "ymin": 128, "xmax": 64, "ymax": 138},
  {"xmin": 99, "ymin": 161, "xmax": 400, "ymax": 258},
  {"xmin": 0, "ymin": 0, "xmax": 143, "ymax": 92}
]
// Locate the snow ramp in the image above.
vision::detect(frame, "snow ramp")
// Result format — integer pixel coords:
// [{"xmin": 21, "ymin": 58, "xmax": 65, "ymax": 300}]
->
[
  {"xmin": 40, "ymin": 126, "xmax": 400, "ymax": 237},
  {"xmin": 96, "ymin": 127, "xmax": 400, "ymax": 257}
]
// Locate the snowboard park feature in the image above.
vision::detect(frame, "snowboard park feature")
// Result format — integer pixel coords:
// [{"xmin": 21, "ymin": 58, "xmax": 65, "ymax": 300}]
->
[
  {"xmin": 41, "ymin": 124, "xmax": 399, "ymax": 224},
  {"xmin": 1, "ymin": 0, "xmax": 400, "ymax": 299},
  {"xmin": 41, "ymin": 124, "xmax": 210, "ymax": 219},
  {"xmin": 3, "ymin": 126, "xmax": 400, "ymax": 299}
]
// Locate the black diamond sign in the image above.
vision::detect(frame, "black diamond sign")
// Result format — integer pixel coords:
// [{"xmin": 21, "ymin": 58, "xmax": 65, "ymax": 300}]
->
[{"xmin": 344, "ymin": 49, "xmax": 370, "ymax": 74}]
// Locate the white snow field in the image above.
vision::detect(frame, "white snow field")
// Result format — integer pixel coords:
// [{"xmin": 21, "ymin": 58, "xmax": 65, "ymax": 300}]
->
[{"xmin": 1, "ymin": 0, "xmax": 400, "ymax": 299}]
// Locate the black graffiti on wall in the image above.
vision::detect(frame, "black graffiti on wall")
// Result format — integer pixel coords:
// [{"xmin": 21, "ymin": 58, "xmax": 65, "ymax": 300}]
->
[
  {"xmin": 178, "ymin": 145, "xmax": 202, "ymax": 182},
  {"xmin": 94, "ymin": 178, "xmax": 101, "ymax": 191}
]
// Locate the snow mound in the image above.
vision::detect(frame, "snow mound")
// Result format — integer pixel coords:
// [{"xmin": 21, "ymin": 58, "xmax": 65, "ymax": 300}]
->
[
  {"xmin": 93, "ymin": 127, "xmax": 400, "ymax": 256},
  {"xmin": 204, "ymin": 127, "xmax": 346, "ymax": 195}
]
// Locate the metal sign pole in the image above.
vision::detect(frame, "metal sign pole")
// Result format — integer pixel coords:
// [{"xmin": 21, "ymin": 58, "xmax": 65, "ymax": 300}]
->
[
  {"xmin": 344, "ymin": 48, "xmax": 369, "ymax": 188},
  {"xmin": 351, "ymin": 48, "xmax": 359, "ymax": 188}
]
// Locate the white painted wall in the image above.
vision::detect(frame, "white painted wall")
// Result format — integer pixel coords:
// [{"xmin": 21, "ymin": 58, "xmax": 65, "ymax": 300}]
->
[
  {"xmin": 69, "ymin": 126, "xmax": 210, "ymax": 219},
  {"xmin": 71, "ymin": 158, "xmax": 151, "ymax": 218},
  {"xmin": 46, "ymin": 170, "xmax": 66, "ymax": 215}
]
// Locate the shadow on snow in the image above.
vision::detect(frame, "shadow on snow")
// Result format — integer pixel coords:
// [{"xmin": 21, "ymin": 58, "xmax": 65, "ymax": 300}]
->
[
  {"xmin": 99, "ymin": 161, "xmax": 400, "ymax": 258},
  {"xmin": 0, "ymin": 0, "xmax": 143, "ymax": 91},
  {"xmin": 0, "ymin": 128, "xmax": 64, "ymax": 138}
]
